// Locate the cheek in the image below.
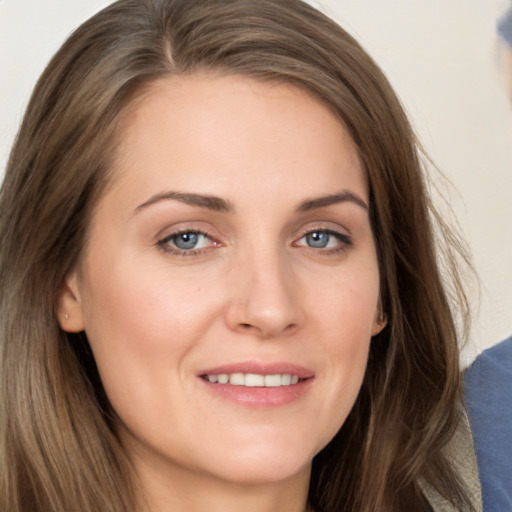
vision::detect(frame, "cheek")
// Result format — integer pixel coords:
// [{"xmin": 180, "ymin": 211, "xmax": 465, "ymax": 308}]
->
[
  {"xmin": 82, "ymin": 254, "xmax": 218, "ymax": 345},
  {"xmin": 77, "ymin": 255, "xmax": 222, "ymax": 400},
  {"xmin": 313, "ymin": 259, "xmax": 381, "ymax": 341},
  {"xmin": 77, "ymin": 260, "xmax": 223, "ymax": 430},
  {"xmin": 307, "ymin": 264, "xmax": 379, "ymax": 431}
]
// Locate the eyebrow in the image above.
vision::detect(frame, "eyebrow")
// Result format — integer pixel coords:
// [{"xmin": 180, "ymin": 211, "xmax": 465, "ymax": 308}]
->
[
  {"xmin": 135, "ymin": 191, "xmax": 234, "ymax": 213},
  {"xmin": 296, "ymin": 191, "xmax": 369, "ymax": 212},
  {"xmin": 134, "ymin": 189, "xmax": 368, "ymax": 215}
]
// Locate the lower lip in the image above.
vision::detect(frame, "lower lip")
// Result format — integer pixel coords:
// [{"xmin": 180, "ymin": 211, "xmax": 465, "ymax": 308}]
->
[{"xmin": 201, "ymin": 378, "xmax": 313, "ymax": 407}]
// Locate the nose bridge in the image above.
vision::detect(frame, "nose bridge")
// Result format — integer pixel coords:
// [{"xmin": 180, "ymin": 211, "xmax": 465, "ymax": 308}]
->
[{"xmin": 225, "ymin": 239, "xmax": 303, "ymax": 338}]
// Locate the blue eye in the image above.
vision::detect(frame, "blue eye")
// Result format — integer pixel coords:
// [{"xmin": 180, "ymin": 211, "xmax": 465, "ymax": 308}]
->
[
  {"xmin": 173, "ymin": 232, "xmax": 201, "ymax": 250},
  {"xmin": 305, "ymin": 231, "xmax": 331, "ymax": 248},
  {"xmin": 159, "ymin": 231, "xmax": 213, "ymax": 253},
  {"xmin": 296, "ymin": 229, "xmax": 351, "ymax": 251}
]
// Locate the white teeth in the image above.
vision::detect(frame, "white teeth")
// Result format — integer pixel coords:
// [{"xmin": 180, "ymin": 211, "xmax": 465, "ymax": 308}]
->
[
  {"xmin": 264, "ymin": 374, "xmax": 282, "ymax": 387},
  {"xmin": 204, "ymin": 372, "xmax": 302, "ymax": 387},
  {"xmin": 245, "ymin": 373, "xmax": 265, "ymax": 387},
  {"xmin": 230, "ymin": 373, "xmax": 245, "ymax": 386},
  {"xmin": 280, "ymin": 374, "xmax": 292, "ymax": 386}
]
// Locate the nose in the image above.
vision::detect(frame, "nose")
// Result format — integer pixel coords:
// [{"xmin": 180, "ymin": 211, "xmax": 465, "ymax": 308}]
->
[{"xmin": 224, "ymin": 248, "xmax": 305, "ymax": 339}]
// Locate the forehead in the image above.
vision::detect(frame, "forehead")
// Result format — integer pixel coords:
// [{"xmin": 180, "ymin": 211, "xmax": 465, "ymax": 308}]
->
[{"xmin": 105, "ymin": 73, "xmax": 366, "ymax": 206}]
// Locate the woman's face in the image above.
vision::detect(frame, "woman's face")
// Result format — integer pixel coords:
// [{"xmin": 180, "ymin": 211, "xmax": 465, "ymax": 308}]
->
[{"xmin": 60, "ymin": 74, "xmax": 385, "ymax": 491}]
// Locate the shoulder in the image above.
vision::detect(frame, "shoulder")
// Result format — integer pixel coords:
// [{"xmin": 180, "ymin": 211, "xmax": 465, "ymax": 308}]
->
[
  {"xmin": 465, "ymin": 337, "xmax": 512, "ymax": 406},
  {"xmin": 464, "ymin": 337, "xmax": 512, "ymax": 512}
]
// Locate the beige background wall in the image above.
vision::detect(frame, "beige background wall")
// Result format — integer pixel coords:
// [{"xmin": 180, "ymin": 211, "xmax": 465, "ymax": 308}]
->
[{"xmin": 1, "ymin": 0, "xmax": 511, "ymax": 361}]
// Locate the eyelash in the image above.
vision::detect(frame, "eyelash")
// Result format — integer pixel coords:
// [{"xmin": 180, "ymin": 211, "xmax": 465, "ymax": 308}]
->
[
  {"xmin": 156, "ymin": 229, "xmax": 217, "ymax": 257},
  {"xmin": 156, "ymin": 227, "xmax": 352, "ymax": 257},
  {"xmin": 294, "ymin": 228, "xmax": 353, "ymax": 255}
]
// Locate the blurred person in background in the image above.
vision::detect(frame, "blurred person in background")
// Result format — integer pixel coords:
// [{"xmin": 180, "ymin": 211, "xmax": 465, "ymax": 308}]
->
[
  {"xmin": 464, "ymin": 4, "xmax": 512, "ymax": 511},
  {"xmin": 497, "ymin": 3, "xmax": 512, "ymax": 101}
]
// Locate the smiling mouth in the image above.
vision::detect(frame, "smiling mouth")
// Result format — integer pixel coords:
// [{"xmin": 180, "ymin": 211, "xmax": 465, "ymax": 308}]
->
[{"xmin": 201, "ymin": 373, "xmax": 304, "ymax": 387}]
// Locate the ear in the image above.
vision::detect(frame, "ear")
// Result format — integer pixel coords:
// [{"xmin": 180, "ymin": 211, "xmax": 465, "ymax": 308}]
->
[
  {"xmin": 371, "ymin": 302, "xmax": 387, "ymax": 336},
  {"xmin": 56, "ymin": 271, "xmax": 86, "ymax": 333}
]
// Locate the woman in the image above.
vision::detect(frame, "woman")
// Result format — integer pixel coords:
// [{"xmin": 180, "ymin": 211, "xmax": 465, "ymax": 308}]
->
[{"xmin": 0, "ymin": 0, "xmax": 481, "ymax": 511}]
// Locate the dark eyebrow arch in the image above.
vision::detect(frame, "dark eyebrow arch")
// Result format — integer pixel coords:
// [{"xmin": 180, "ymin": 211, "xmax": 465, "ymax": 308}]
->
[
  {"xmin": 135, "ymin": 191, "xmax": 234, "ymax": 214},
  {"xmin": 296, "ymin": 191, "xmax": 369, "ymax": 212}
]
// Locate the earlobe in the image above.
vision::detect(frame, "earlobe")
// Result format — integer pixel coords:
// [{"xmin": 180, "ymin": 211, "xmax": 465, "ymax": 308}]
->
[
  {"xmin": 57, "ymin": 272, "xmax": 86, "ymax": 333},
  {"xmin": 371, "ymin": 305, "xmax": 387, "ymax": 336}
]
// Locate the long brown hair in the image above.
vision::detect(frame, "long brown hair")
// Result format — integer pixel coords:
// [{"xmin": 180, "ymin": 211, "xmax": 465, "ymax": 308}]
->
[{"xmin": 0, "ymin": 1, "xmax": 474, "ymax": 510}]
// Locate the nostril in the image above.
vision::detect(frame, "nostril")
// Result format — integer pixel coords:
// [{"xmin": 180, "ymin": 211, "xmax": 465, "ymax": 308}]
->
[{"xmin": 284, "ymin": 323, "xmax": 297, "ymax": 333}]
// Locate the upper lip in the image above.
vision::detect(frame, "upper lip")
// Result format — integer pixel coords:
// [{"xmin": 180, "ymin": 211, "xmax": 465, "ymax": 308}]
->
[{"xmin": 198, "ymin": 361, "xmax": 314, "ymax": 379}]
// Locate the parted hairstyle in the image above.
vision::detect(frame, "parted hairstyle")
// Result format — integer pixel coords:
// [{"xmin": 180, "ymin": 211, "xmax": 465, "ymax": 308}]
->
[{"xmin": 0, "ymin": 1, "xmax": 474, "ymax": 511}]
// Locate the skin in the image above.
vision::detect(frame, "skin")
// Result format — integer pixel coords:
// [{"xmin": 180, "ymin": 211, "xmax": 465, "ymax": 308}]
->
[{"xmin": 59, "ymin": 74, "xmax": 386, "ymax": 512}]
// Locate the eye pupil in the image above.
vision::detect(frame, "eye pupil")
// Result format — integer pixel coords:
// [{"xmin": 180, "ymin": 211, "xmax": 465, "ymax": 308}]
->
[
  {"xmin": 306, "ymin": 232, "xmax": 329, "ymax": 248},
  {"xmin": 173, "ymin": 232, "xmax": 199, "ymax": 250}
]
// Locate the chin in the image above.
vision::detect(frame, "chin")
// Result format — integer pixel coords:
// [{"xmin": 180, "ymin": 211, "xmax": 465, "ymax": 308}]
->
[
  {"xmin": 195, "ymin": 434, "xmax": 320, "ymax": 486},
  {"xmin": 207, "ymin": 456, "xmax": 312, "ymax": 486}
]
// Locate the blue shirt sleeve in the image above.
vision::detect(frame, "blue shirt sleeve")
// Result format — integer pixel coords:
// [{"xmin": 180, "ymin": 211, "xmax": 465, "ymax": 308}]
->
[{"xmin": 464, "ymin": 337, "xmax": 512, "ymax": 512}]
